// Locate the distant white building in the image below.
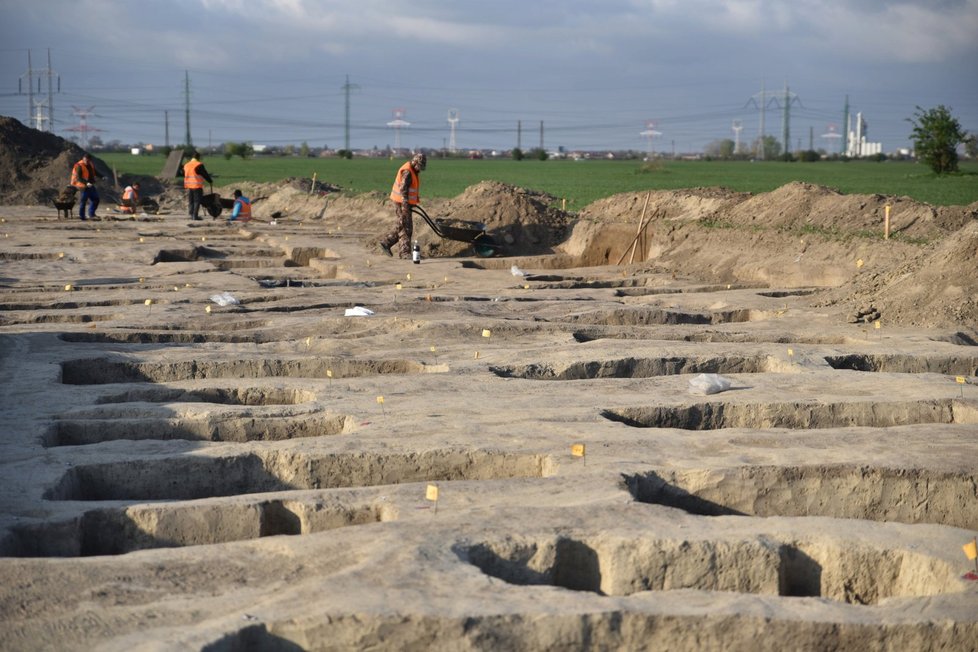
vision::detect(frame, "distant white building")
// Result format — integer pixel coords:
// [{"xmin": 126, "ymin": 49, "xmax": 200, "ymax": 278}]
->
[{"xmin": 846, "ymin": 112, "xmax": 882, "ymax": 157}]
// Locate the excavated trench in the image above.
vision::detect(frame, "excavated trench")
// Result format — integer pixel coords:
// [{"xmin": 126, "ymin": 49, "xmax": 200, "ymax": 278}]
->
[
  {"xmin": 3, "ymin": 497, "xmax": 390, "ymax": 557},
  {"xmin": 602, "ymin": 398, "xmax": 978, "ymax": 430},
  {"xmin": 491, "ymin": 355, "xmax": 776, "ymax": 380},
  {"xmin": 44, "ymin": 412, "xmax": 351, "ymax": 446},
  {"xmin": 571, "ymin": 328, "xmax": 847, "ymax": 345},
  {"xmin": 562, "ymin": 307, "xmax": 761, "ymax": 326},
  {"xmin": 624, "ymin": 466, "xmax": 978, "ymax": 529},
  {"xmin": 61, "ymin": 356, "xmax": 443, "ymax": 384},
  {"xmin": 43, "ymin": 449, "xmax": 550, "ymax": 501},
  {"xmin": 825, "ymin": 354, "xmax": 978, "ymax": 375},
  {"xmin": 94, "ymin": 386, "xmax": 316, "ymax": 405},
  {"xmin": 461, "ymin": 533, "xmax": 962, "ymax": 604}
]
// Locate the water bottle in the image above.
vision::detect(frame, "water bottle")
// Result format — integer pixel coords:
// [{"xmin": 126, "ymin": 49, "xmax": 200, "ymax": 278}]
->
[{"xmin": 412, "ymin": 241, "xmax": 421, "ymax": 264}]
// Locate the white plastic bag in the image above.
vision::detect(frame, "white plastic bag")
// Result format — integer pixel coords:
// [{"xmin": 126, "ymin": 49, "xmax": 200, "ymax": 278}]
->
[
  {"xmin": 688, "ymin": 373, "xmax": 732, "ymax": 395},
  {"xmin": 344, "ymin": 306, "xmax": 374, "ymax": 317},
  {"xmin": 209, "ymin": 292, "xmax": 239, "ymax": 306}
]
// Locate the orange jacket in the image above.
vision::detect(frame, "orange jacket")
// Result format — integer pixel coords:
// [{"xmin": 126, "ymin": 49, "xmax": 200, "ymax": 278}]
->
[
  {"xmin": 232, "ymin": 197, "xmax": 252, "ymax": 222},
  {"xmin": 389, "ymin": 162, "xmax": 419, "ymax": 205},
  {"xmin": 71, "ymin": 159, "xmax": 96, "ymax": 189},
  {"xmin": 120, "ymin": 186, "xmax": 139, "ymax": 213},
  {"xmin": 183, "ymin": 159, "xmax": 205, "ymax": 189}
]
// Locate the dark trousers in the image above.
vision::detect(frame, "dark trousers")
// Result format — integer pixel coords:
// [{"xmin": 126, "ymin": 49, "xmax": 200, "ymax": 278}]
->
[
  {"xmin": 187, "ymin": 188, "xmax": 204, "ymax": 219},
  {"xmin": 78, "ymin": 186, "xmax": 99, "ymax": 219},
  {"xmin": 380, "ymin": 202, "xmax": 414, "ymax": 257}
]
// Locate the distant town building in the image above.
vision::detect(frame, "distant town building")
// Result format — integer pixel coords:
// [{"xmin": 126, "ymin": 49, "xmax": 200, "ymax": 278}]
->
[{"xmin": 846, "ymin": 112, "xmax": 883, "ymax": 157}]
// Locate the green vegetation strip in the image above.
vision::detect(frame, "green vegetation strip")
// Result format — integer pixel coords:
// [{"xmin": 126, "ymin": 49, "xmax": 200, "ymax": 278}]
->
[{"xmin": 99, "ymin": 154, "xmax": 978, "ymax": 210}]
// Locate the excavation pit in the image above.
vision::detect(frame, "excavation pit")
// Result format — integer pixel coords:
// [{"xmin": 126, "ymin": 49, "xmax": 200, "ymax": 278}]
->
[
  {"xmin": 825, "ymin": 354, "xmax": 978, "ymax": 375},
  {"xmin": 43, "ymin": 450, "xmax": 549, "ymax": 501},
  {"xmin": 491, "ymin": 355, "xmax": 775, "ymax": 380},
  {"xmin": 61, "ymin": 356, "xmax": 442, "ymax": 384},
  {"xmin": 624, "ymin": 466, "xmax": 978, "ymax": 529},
  {"xmin": 461, "ymin": 534, "xmax": 960, "ymax": 604},
  {"xmin": 601, "ymin": 398, "xmax": 978, "ymax": 430},
  {"xmin": 2, "ymin": 498, "xmax": 389, "ymax": 557},
  {"xmin": 44, "ymin": 411, "xmax": 348, "ymax": 447},
  {"xmin": 94, "ymin": 386, "xmax": 316, "ymax": 406},
  {"xmin": 564, "ymin": 307, "xmax": 759, "ymax": 326}
]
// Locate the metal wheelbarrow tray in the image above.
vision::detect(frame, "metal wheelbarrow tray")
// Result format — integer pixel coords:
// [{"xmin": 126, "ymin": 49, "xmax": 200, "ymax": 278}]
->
[{"xmin": 413, "ymin": 205, "xmax": 501, "ymax": 257}]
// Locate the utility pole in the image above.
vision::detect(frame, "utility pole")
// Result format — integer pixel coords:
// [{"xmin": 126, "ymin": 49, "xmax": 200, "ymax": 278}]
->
[
  {"xmin": 777, "ymin": 82, "xmax": 800, "ymax": 160},
  {"xmin": 19, "ymin": 48, "xmax": 59, "ymax": 131},
  {"xmin": 164, "ymin": 110, "xmax": 170, "ymax": 148},
  {"xmin": 517, "ymin": 120, "xmax": 522, "ymax": 151},
  {"xmin": 342, "ymin": 75, "xmax": 359, "ymax": 152},
  {"xmin": 842, "ymin": 95, "xmax": 850, "ymax": 156},
  {"xmin": 183, "ymin": 70, "xmax": 192, "ymax": 148},
  {"xmin": 447, "ymin": 108, "xmax": 459, "ymax": 153},
  {"xmin": 745, "ymin": 81, "xmax": 774, "ymax": 160},
  {"xmin": 539, "ymin": 120, "xmax": 544, "ymax": 151}
]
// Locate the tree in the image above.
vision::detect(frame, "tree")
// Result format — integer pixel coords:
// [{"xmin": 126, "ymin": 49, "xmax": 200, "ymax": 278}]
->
[
  {"xmin": 703, "ymin": 139, "xmax": 735, "ymax": 159},
  {"xmin": 908, "ymin": 105, "xmax": 967, "ymax": 174},
  {"xmin": 511, "ymin": 147, "xmax": 524, "ymax": 161},
  {"xmin": 751, "ymin": 135, "xmax": 781, "ymax": 160},
  {"xmin": 299, "ymin": 141, "xmax": 311, "ymax": 157},
  {"xmin": 964, "ymin": 135, "xmax": 978, "ymax": 160}
]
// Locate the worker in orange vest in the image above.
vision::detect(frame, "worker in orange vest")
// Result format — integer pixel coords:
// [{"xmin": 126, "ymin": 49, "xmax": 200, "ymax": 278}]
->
[
  {"xmin": 70, "ymin": 153, "xmax": 102, "ymax": 220},
  {"xmin": 378, "ymin": 152, "xmax": 426, "ymax": 258},
  {"xmin": 119, "ymin": 182, "xmax": 141, "ymax": 215},
  {"xmin": 180, "ymin": 150, "xmax": 213, "ymax": 220},
  {"xmin": 229, "ymin": 189, "xmax": 252, "ymax": 223}
]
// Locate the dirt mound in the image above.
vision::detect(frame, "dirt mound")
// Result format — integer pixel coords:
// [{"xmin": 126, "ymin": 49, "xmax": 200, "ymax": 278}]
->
[
  {"xmin": 820, "ymin": 220, "xmax": 978, "ymax": 328},
  {"xmin": 578, "ymin": 187, "xmax": 749, "ymax": 224},
  {"xmin": 0, "ymin": 115, "xmax": 166, "ymax": 206},
  {"xmin": 423, "ymin": 181, "xmax": 570, "ymax": 257}
]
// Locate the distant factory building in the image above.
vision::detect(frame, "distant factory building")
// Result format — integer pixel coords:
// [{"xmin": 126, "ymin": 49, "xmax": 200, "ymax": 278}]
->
[{"xmin": 846, "ymin": 112, "xmax": 883, "ymax": 157}]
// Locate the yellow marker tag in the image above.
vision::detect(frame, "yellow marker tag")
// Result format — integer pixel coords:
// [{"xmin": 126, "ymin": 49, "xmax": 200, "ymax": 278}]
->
[
  {"xmin": 376, "ymin": 396, "xmax": 384, "ymax": 404},
  {"xmin": 482, "ymin": 329, "xmax": 491, "ymax": 338},
  {"xmin": 964, "ymin": 539, "xmax": 978, "ymax": 560},
  {"xmin": 58, "ymin": 252, "xmax": 64, "ymax": 258},
  {"xmin": 395, "ymin": 283, "xmax": 402, "ymax": 290},
  {"xmin": 443, "ymin": 276, "xmax": 448, "ymax": 282},
  {"xmin": 856, "ymin": 259, "xmax": 864, "ymax": 268},
  {"xmin": 144, "ymin": 299, "xmax": 152, "ymax": 306},
  {"xmin": 406, "ymin": 273, "xmax": 412, "ymax": 281},
  {"xmin": 524, "ymin": 284, "xmax": 530, "ymax": 290},
  {"xmin": 787, "ymin": 348, "xmax": 794, "ymax": 357},
  {"xmin": 956, "ymin": 376, "xmax": 966, "ymax": 384},
  {"xmin": 173, "ymin": 286, "xmax": 179, "ymax": 292},
  {"xmin": 430, "ymin": 346, "xmax": 436, "ymax": 353},
  {"xmin": 305, "ymin": 337, "xmax": 311, "ymax": 347},
  {"xmin": 874, "ymin": 320, "xmax": 881, "ymax": 329},
  {"xmin": 425, "ymin": 484, "xmax": 439, "ymax": 501},
  {"xmin": 64, "ymin": 284, "xmax": 72, "ymax": 291},
  {"xmin": 571, "ymin": 443, "xmax": 586, "ymax": 457},
  {"xmin": 139, "ymin": 277, "xmax": 144, "ymax": 283},
  {"xmin": 185, "ymin": 283, "xmax": 191, "ymax": 287},
  {"xmin": 205, "ymin": 305, "xmax": 212, "ymax": 313},
  {"xmin": 474, "ymin": 351, "xmax": 480, "ymax": 359},
  {"xmin": 326, "ymin": 369, "xmax": 333, "ymax": 378},
  {"xmin": 201, "ymin": 236, "xmax": 206, "ymax": 242},
  {"xmin": 139, "ymin": 237, "xmax": 144, "ymax": 243}
]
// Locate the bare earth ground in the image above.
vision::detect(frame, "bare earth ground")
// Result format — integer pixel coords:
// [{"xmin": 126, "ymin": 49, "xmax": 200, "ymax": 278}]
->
[{"xmin": 1, "ymin": 178, "xmax": 978, "ymax": 651}]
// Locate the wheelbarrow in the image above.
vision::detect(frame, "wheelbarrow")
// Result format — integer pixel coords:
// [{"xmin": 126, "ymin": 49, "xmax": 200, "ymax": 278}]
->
[
  {"xmin": 413, "ymin": 205, "xmax": 501, "ymax": 257},
  {"xmin": 200, "ymin": 192, "xmax": 235, "ymax": 219}
]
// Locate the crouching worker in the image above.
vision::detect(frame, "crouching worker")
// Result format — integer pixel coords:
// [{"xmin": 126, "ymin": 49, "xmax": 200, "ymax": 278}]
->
[
  {"xmin": 229, "ymin": 189, "xmax": 252, "ymax": 223},
  {"xmin": 119, "ymin": 182, "xmax": 141, "ymax": 215}
]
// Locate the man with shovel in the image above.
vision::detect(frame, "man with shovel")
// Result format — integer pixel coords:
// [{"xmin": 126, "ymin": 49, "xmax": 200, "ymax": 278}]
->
[{"xmin": 379, "ymin": 152, "xmax": 426, "ymax": 258}]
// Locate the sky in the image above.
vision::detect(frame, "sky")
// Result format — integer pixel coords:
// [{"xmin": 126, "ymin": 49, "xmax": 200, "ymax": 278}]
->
[{"xmin": 1, "ymin": 0, "xmax": 977, "ymax": 155}]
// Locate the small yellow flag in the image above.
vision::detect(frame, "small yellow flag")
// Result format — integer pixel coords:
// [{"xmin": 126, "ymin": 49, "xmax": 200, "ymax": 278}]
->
[
  {"xmin": 430, "ymin": 346, "xmax": 436, "ymax": 353},
  {"xmin": 482, "ymin": 329, "xmax": 491, "ymax": 338},
  {"xmin": 406, "ymin": 273, "xmax": 412, "ymax": 281},
  {"xmin": 426, "ymin": 484, "xmax": 439, "ymax": 501},
  {"xmin": 205, "ymin": 305, "xmax": 212, "ymax": 313},
  {"xmin": 58, "ymin": 252, "xmax": 64, "ymax": 258},
  {"xmin": 956, "ymin": 376, "xmax": 966, "ymax": 385},
  {"xmin": 395, "ymin": 282, "xmax": 402, "ymax": 290},
  {"xmin": 376, "ymin": 396, "xmax": 385, "ymax": 405},
  {"xmin": 787, "ymin": 348, "xmax": 794, "ymax": 357},
  {"xmin": 571, "ymin": 443, "xmax": 586, "ymax": 457},
  {"xmin": 144, "ymin": 299, "xmax": 152, "ymax": 306},
  {"xmin": 139, "ymin": 237, "xmax": 145, "ymax": 243},
  {"xmin": 874, "ymin": 320, "xmax": 881, "ymax": 329},
  {"xmin": 856, "ymin": 258, "xmax": 864, "ymax": 268},
  {"xmin": 964, "ymin": 539, "xmax": 978, "ymax": 560},
  {"xmin": 64, "ymin": 284, "xmax": 72, "ymax": 291},
  {"xmin": 326, "ymin": 369, "xmax": 333, "ymax": 378}
]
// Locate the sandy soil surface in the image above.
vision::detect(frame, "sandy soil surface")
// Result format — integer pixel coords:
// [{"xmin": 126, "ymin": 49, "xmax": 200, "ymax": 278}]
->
[{"xmin": 1, "ymin": 140, "xmax": 978, "ymax": 650}]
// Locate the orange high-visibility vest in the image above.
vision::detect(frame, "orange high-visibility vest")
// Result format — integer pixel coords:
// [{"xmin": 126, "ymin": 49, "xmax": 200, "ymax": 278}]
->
[
  {"xmin": 120, "ymin": 186, "xmax": 139, "ymax": 213},
  {"xmin": 183, "ymin": 159, "xmax": 204, "ymax": 189},
  {"xmin": 389, "ymin": 162, "xmax": 419, "ymax": 205},
  {"xmin": 234, "ymin": 197, "xmax": 252, "ymax": 222},
  {"xmin": 71, "ymin": 159, "xmax": 95, "ymax": 189}
]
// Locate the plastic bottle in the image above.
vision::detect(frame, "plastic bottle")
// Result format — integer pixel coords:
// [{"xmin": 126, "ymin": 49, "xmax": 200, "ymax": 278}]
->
[{"xmin": 412, "ymin": 241, "xmax": 421, "ymax": 264}]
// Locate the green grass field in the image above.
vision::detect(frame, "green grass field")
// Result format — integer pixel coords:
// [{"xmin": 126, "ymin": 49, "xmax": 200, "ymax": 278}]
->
[{"xmin": 99, "ymin": 153, "xmax": 978, "ymax": 210}]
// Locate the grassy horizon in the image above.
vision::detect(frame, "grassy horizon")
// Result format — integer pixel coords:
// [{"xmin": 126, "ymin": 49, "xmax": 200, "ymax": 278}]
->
[{"xmin": 98, "ymin": 153, "xmax": 978, "ymax": 210}]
